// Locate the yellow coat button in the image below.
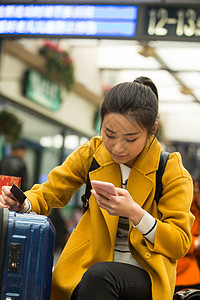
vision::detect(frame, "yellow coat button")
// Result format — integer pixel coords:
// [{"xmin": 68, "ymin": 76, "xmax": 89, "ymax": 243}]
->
[{"xmin": 145, "ymin": 252, "xmax": 151, "ymax": 259}]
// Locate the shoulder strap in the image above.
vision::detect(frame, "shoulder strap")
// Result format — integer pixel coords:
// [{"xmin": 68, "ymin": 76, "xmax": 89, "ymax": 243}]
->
[
  {"xmin": 155, "ymin": 150, "xmax": 170, "ymax": 205},
  {"xmin": 81, "ymin": 158, "xmax": 100, "ymax": 213}
]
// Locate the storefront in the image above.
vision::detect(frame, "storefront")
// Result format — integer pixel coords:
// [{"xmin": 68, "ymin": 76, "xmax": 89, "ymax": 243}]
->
[{"xmin": 0, "ymin": 40, "xmax": 101, "ymax": 202}]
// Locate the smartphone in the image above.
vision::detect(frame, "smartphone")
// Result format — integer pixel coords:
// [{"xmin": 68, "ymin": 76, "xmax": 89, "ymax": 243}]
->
[
  {"xmin": 91, "ymin": 180, "xmax": 118, "ymax": 196},
  {"xmin": 10, "ymin": 184, "xmax": 26, "ymax": 204}
]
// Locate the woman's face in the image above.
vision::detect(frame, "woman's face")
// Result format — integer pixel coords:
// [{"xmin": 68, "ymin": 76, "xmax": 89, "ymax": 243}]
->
[{"xmin": 102, "ymin": 113, "xmax": 149, "ymax": 168}]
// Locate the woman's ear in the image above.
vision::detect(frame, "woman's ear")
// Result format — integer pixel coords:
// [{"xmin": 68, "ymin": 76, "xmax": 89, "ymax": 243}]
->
[{"xmin": 151, "ymin": 121, "xmax": 158, "ymax": 135}]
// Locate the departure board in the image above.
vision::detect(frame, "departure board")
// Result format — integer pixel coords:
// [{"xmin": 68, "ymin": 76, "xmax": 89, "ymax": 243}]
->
[
  {"xmin": 143, "ymin": 6, "xmax": 200, "ymax": 41},
  {"xmin": 0, "ymin": 3, "xmax": 199, "ymax": 41},
  {"xmin": 0, "ymin": 4, "xmax": 138, "ymax": 38}
]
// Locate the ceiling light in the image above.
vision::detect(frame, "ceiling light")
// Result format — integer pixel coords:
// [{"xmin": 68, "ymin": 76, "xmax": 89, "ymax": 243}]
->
[
  {"xmin": 156, "ymin": 47, "xmax": 200, "ymax": 71},
  {"xmin": 97, "ymin": 45, "xmax": 160, "ymax": 69}
]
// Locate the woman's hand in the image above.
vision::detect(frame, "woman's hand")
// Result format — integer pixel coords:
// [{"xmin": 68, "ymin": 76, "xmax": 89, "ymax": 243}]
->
[
  {"xmin": 91, "ymin": 187, "xmax": 145, "ymax": 225},
  {"xmin": 0, "ymin": 185, "xmax": 24, "ymax": 211}
]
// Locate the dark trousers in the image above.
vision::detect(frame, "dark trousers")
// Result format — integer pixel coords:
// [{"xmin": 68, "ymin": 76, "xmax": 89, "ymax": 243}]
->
[{"xmin": 71, "ymin": 261, "xmax": 152, "ymax": 300}]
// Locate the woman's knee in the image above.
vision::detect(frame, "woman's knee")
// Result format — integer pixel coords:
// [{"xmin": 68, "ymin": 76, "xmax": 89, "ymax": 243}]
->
[{"xmin": 81, "ymin": 262, "xmax": 110, "ymax": 284}]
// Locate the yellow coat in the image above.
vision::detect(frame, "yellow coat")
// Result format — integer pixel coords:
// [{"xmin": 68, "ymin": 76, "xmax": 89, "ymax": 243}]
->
[{"xmin": 25, "ymin": 136, "xmax": 194, "ymax": 300}]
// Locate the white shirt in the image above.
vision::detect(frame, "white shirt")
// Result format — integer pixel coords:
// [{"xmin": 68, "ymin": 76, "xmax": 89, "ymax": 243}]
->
[{"xmin": 114, "ymin": 164, "xmax": 157, "ymax": 268}]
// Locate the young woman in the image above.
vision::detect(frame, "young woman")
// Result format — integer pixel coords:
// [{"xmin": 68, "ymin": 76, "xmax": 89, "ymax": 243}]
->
[{"xmin": 0, "ymin": 77, "xmax": 194, "ymax": 300}]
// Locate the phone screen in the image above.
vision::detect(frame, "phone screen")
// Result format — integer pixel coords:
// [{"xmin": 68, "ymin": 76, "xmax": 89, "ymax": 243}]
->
[{"xmin": 91, "ymin": 180, "xmax": 118, "ymax": 196}]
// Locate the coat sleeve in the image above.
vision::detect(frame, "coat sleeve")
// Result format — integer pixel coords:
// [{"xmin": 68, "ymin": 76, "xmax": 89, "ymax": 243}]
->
[
  {"xmin": 147, "ymin": 152, "xmax": 195, "ymax": 260},
  {"xmin": 24, "ymin": 138, "xmax": 101, "ymax": 215}
]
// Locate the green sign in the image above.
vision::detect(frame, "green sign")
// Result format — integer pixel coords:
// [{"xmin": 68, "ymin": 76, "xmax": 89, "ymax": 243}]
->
[{"xmin": 24, "ymin": 70, "xmax": 62, "ymax": 111}]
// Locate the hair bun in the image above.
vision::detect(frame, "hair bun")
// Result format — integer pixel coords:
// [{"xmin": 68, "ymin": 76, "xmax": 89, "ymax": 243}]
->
[{"xmin": 134, "ymin": 76, "xmax": 158, "ymax": 100}]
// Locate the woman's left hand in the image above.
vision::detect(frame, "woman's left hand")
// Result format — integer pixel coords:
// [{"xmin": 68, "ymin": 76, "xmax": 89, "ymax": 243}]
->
[{"xmin": 91, "ymin": 187, "xmax": 145, "ymax": 225}]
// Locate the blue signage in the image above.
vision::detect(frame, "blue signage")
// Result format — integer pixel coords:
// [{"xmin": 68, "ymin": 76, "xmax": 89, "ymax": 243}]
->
[{"xmin": 0, "ymin": 4, "xmax": 138, "ymax": 38}]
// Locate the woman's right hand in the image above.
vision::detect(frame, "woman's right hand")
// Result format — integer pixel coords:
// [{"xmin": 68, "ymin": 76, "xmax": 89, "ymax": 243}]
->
[{"xmin": 0, "ymin": 185, "xmax": 24, "ymax": 211}]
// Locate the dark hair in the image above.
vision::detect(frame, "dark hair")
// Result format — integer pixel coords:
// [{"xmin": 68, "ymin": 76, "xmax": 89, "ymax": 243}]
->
[
  {"xmin": 12, "ymin": 141, "xmax": 26, "ymax": 151},
  {"xmin": 133, "ymin": 76, "xmax": 158, "ymax": 100},
  {"xmin": 100, "ymin": 76, "xmax": 159, "ymax": 136}
]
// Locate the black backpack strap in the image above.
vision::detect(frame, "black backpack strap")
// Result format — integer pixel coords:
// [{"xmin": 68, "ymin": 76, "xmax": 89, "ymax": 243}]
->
[
  {"xmin": 155, "ymin": 150, "xmax": 170, "ymax": 205},
  {"xmin": 81, "ymin": 158, "xmax": 100, "ymax": 213}
]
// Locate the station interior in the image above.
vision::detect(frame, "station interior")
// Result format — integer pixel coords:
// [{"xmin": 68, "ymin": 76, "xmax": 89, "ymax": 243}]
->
[{"xmin": 0, "ymin": 0, "xmax": 200, "ymax": 257}]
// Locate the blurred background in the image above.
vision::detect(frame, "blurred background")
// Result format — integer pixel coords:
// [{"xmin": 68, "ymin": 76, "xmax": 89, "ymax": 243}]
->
[{"xmin": 0, "ymin": 0, "xmax": 199, "ymax": 256}]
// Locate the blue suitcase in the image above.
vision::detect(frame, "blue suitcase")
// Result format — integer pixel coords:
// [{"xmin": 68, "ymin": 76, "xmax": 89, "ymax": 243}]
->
[{"xmin": 0, "ymin": 208, "xmax": 55, "ymax": 300}]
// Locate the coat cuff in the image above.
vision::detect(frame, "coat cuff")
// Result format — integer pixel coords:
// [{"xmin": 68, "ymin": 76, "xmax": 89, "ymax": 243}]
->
[{"xmin": 19, "ymin": 199, "xmax": 32, "ymax": 213}]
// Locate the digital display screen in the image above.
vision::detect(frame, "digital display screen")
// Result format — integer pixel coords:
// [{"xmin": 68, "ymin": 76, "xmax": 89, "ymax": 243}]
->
[
  {"xmin": 145, "ymin": 6, "xmax": 200, "ymax": 40},
  {"xmin": 0, "ymin": 4, "xmax": 138, "ymax": 38}
]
